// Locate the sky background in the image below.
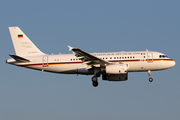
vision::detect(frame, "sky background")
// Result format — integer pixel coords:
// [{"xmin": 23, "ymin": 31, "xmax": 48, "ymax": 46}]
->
[{"xmin": 0, "ymin": 0, "xmax": 180, "ymax": 120}]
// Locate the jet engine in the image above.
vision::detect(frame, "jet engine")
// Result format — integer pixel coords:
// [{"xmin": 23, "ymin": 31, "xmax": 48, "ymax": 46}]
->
[
  {"xmin": 101, "ymin": 63, "xmax": 129, "ymax": 74},
  {"xmin": 101, "ymin": 63, "xmax": 129, "ymax": 81}
]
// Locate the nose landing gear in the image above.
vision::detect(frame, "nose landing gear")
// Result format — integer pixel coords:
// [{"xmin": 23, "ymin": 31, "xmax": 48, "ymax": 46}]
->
[{"xmin": 148, "ymin": 70, "xmax": 153, "ymax": 82}]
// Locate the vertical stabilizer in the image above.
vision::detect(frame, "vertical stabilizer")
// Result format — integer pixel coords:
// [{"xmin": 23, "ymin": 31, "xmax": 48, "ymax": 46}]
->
[{"xmin": 9, "ymin": 27, "xmax": 45, "ymax": 56}]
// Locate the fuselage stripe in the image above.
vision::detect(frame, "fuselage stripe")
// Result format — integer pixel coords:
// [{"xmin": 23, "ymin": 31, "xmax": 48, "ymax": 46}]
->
[{"xmin": 20, "ymin": 59, "xmax": 174, "ymax": 67}]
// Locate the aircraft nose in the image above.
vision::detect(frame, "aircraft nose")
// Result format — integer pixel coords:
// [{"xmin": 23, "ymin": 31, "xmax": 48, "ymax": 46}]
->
[
  {"xmin": 169, "ymin": 59, "xmax": 176, "ymax": 68},
  {"xmin": 165, "ymin": 59, "xmax": 176, "ymax": 69},
  {"xmin": 172, "ymin": 60, "xmax": 176, "ymax": 67}
]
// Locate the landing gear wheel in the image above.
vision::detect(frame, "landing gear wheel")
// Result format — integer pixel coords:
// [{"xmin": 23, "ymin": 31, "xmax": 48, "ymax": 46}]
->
[
  {"xmin": 92, "ymin": 81, "xmax": 98, "ymax": 87},
  {"xmin": 149, "ymin": 78, "xmax": 153, "ymax": 82},
  {"xmin": 92, "ymin": 76, "xmax": 98, "ymax": 87},
  {"xmin": 92, "ymin": 76, "xmax": 97, "ymax": 82}
]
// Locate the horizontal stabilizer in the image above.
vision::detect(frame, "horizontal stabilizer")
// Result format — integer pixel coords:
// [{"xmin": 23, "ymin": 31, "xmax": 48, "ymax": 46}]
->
[{"xmin": 9, "ymin": 54, "xmax": 30, "ymax": 62}]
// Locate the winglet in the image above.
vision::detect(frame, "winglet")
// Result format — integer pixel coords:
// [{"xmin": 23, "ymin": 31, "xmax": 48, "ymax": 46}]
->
[{"xmin": 68, "ymin": 46, "xmax": 73, "ymax": 51}]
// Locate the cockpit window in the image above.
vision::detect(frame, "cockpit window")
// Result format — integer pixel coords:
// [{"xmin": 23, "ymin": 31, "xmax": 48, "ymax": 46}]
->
[{"xmin": 159, "ymin": 55, "xmax": 167, "ymax": 58}]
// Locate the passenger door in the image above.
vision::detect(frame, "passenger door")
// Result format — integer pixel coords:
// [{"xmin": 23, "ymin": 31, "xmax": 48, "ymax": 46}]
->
[
  {"xmin": 147, "ymin": 52, "xmax": 153, "ymax": 63},
  {"xmin": 42, "ymin": 56, "xmax": 49, "ymax": 67}
]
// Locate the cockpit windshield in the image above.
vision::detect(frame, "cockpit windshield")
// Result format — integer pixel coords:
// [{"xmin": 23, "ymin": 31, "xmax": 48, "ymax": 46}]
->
[{"xmin": 159, "ymin": 55, "xmax": 168, "ymax": 58}]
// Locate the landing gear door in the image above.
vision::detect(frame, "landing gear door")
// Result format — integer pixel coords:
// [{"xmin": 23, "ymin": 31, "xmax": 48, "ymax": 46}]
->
[
  {"xmin": 42, "ymin": 56, "xmax": 49, "ymax": 67},
  {"xmin": 147, "ymin": 52, "xmax": 153, "ymax": 63}
]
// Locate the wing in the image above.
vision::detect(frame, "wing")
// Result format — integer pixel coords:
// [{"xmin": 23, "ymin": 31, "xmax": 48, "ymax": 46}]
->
[{"xmin": 68, "ymin": 46, "xmax": 108, "ymax": 69}]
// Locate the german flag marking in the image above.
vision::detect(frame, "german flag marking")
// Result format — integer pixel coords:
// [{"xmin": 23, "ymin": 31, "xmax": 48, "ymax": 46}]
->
[{"xmin": 18, "ymin": 35, "xmax": 23, "ymax": 38}]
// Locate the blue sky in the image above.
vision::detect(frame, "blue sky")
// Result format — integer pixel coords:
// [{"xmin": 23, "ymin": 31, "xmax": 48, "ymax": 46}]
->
[{"xmin": 0, "ymin": 0, "xmax": 180, "ymax": 120}]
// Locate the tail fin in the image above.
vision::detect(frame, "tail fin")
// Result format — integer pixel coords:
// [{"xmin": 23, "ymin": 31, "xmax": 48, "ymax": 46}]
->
[{"xmin": 9, "ymin": 27, "xmax": 45, "ymax": 56}]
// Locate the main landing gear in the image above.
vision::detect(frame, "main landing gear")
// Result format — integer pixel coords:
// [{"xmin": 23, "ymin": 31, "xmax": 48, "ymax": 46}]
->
[
  {"xmin": 92, "ymin": 76, "xmax": 98, "ymax": 87},
  {"xmin": 148, "ymin": 70, "xmax": 153, "ymax": 82},
  {"xmin": 92, "ymin": 68, "xmax": 101, "ymax": 87}
]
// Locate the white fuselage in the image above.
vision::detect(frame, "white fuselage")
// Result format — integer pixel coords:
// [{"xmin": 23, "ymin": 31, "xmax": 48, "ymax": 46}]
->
[
  {"xmin": 6, "ymin": 51, "xmax": 176, "ymax": 75},
  {"xmin": 6, "ymin": 27, "xmax": 176, "ymax": 87}
]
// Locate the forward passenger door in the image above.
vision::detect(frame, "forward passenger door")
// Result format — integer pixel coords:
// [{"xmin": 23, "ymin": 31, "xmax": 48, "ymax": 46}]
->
[{"xmin": 147, "ymin": 52, "xmax": 153, "ymax": 63}]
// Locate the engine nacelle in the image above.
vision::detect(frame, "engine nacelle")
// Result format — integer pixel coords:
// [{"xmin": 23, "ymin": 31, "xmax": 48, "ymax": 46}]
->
[
  {"xmin": 103, "ymin": 63, "xmax": 128, "ymax": 74},
  {"xmin": 102, "ymin": 73, "xmax": 128, "ymax": 81}
]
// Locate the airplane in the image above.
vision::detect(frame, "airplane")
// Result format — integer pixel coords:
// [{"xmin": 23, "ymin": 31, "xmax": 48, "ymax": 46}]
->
[{"xmin": 6, "ymin": 27, "xmax": 176, "ymax": 87}]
